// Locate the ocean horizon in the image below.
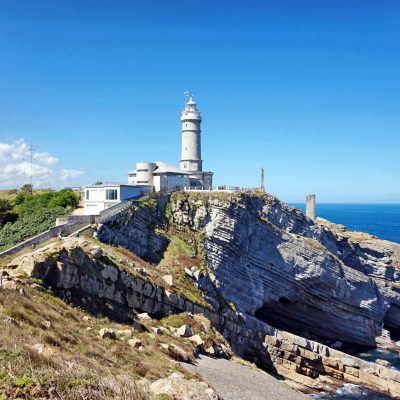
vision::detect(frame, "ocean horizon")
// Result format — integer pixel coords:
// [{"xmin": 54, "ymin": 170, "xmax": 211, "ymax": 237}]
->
[{"xmin": 290, "ymin": 203, "xmax": 400, "ymax": 244}]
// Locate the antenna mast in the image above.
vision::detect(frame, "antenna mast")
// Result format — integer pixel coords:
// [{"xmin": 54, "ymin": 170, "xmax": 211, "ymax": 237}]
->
[
  {"xmin": 184, "ymin": 90, "xmax": 190, "ymax": 105},
  {"xmin": 260, "ymin": 167, "xmax": 265, "ymax": 193},
  {"xmin": 29, "ymin": 143, "xmax": 34, "ymax": 195}
]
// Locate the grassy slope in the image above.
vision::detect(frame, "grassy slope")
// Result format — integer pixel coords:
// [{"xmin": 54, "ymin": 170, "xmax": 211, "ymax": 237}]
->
[
  {"xmin": 0, "ymin": 284, "xmax": 199, "ymax": 400},
  {"xmin": 0, "ymin": 230, "xmax": 230, "ymax": 399}
]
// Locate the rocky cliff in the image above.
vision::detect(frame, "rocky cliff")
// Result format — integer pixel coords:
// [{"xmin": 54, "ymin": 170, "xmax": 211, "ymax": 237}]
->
[
  {"xmin": 164, "ymin": 192, "xmax": 400, "ymax": 347},
  {"xmin": 97, "ymin": 191, "xmax": 400, "ymax": 348},
  {"xmin": 4, "ymin": 190, "xmax": 400, "ymax": 398},
  {"xmin": 3, "ymin": 234, "xmax": 400, "ymax": 398}
]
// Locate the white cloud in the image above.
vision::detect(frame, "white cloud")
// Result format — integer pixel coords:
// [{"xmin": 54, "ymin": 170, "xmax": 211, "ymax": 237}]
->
[
  {"xmin": 34, "ymin": 152, "xmax": 58, "ymax": 165},
  {"xmin": 0, "ymin": 139, "xmax": 84, "ymax": 188},
  {"xmin": 0, "ymin": 139, "xmax": 29, "ymax": 162},
  {"xmin": 60, "ymin": 169, "xmax": 84, "ymax": 181}
]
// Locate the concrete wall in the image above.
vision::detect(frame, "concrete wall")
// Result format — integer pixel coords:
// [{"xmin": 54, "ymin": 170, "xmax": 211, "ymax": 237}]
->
[
  {"xmin": 156, "ymin": 174, "xmax": 189, "ymax": 192},
  {"xmin": 0, "ymin": 220, "xmax": 91, "ymax": 258},
  {"xmin": 136, "ymin": 162, "xmax": 157, "ymax": 185}
]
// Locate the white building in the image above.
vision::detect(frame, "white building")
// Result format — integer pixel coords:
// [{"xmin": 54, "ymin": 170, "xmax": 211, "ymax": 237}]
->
[
  {"xmin": 82, "ymin": 95, "xmax": 214, "ymax": 215},
  {"xmin": 128, "ymin": 161, "xmax": 190, "ymax": 191},
  {"xmin": 128, "ymin": 96, "xmax": 213, "ymax": 190},
  {"xmin": 83, "ymin": 183, "xmax": 151, "ymax": 215}
]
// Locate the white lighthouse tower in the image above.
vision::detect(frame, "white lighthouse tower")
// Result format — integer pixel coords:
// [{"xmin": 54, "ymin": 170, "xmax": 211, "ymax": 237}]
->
[
  {"xmin": 180, "ymin": 94, "xmax": 213, "ymax": 189},
  {"xmin": 180, "ymin": 96, "xmax": 202, "ymax": 172}
]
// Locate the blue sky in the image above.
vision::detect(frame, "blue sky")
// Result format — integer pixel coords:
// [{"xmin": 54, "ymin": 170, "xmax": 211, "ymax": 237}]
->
[{"xmin": 0, "ymin": 0, "xmax": 399, "ymax": 202}]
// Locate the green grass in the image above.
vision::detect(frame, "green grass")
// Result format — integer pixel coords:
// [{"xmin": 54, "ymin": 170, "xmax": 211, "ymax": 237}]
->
[
  {"xmin": 13, "ymin": 376, "xmax": 33, "ymax": 390},
  {"xmin": 164, "ymin": 235, "xmax": 193, "ymax": 258}
]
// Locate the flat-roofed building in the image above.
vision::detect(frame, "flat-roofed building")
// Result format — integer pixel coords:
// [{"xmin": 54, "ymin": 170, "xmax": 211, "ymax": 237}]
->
[{"xmin": 83, "ymin": 183, "xmax": 151, "ymax": 215}]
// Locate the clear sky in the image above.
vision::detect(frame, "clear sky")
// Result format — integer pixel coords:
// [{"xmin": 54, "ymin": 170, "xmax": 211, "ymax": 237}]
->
[{"xmin": 0, "ymin": 0, "xmax": 399, "ymax": 202}]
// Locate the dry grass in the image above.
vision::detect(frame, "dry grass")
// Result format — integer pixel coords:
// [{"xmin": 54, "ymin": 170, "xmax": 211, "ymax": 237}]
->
[
  {"xmin": 0, "ymin": 238, "xmax": 58, "ymax": 268},
  {"xmin": 0, "ymin": 286, "xmax": 199, "ymax": 399}
]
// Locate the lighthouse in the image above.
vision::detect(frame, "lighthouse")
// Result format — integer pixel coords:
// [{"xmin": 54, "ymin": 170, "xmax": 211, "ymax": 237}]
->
[
  {"xmin": 126, "ymin": 93, "xmax": 213, "ymax": 192},
  {"xmin": 180, "ymin": 96, "xmax": 202, "ymax": 172}
]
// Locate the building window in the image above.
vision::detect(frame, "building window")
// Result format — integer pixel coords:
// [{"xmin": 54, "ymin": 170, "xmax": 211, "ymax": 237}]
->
[
  {"xmin": 106, "ymin": 189, "xmax": 118, "ymax": 200},
  {"xmin": 86, "ymin": 190, "xmax": 89, "ymax": 200}
]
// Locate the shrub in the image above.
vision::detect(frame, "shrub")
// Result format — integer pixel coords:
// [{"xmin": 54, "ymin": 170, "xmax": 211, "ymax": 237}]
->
[
  {"xmin": 0, "ymin": 207, "xmax": 68, "ymax": 251},
  {"xmin": 48, "ymin": 189, "xmax": 79, "ymax": 210},
  {"xmin": 15, "ymin": 189, "xmax": 78, "ymax": 216},
  {"xmin": 0, "ymin": 199, "xmax": 12, "ymax": 212}
]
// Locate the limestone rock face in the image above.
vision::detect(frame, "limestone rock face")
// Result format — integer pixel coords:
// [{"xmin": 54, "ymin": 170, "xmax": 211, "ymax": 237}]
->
[
  {"xmin": 168, "ymin": 193, "xmax": 400, "ymax": 346},
  {"xmin": 97, "ymin": 203, "xmax": 168, "ymax": 263}
]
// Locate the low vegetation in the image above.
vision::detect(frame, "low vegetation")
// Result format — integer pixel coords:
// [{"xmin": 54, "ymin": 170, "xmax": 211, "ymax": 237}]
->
[
  {"xmin": 0, "ymin": 187, "xmax": 79, "ymax": 251},
  {"xmin": 0, "ymin": 286, "xmax": 198, "ymax": 399},
  {"xmin": 158, "ymin": 234, "xmax": 211, "ymax": 309}
]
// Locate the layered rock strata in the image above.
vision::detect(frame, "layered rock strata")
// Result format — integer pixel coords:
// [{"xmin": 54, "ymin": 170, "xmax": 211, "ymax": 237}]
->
[
  {"xmin": 3, "ymin": 238, "xmax": 400, "ymax": 398},
  {"xmin": 166, "ymin": 192, "xmax": 400, "ymax": 346}
]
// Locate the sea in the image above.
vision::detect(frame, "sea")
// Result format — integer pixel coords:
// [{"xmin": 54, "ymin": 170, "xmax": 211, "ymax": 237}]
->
[
  {"xmin": 290, "ymin": 203, "xmax": 400, "ymax": 399},
  {"xmin": 291, "ymin": 203, "xmax": 400, "ymax": 244}
]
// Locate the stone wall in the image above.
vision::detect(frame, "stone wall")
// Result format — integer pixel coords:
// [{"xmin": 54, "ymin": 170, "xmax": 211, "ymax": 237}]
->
[{"xmin": 0, "ymin": 221, "xmax": 91, "ymax": 258}]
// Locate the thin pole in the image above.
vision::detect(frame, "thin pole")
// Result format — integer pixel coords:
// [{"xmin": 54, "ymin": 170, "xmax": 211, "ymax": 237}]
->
[
  {"xmin": 260, "ymin": 167, "xmax": 265, "ymax": 193},
  {"xmin": 29, "ymin": 143, "xmax": 34, "ymax": 195}
]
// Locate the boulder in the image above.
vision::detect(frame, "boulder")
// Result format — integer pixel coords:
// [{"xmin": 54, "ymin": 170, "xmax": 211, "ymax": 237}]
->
[
  {"xmin": 101, "ymin": 265, "xmax": 119, "ymax": 283},
  {"xmin": 31, "ymin": 343, "xmax": 56, "ymax": 359},
  {"xmin": 177, "ymin": 324, "xmax": 194, "ymax": 337},
  {"xmin": 137, "ymin": 312, "xmax": 152, "ymax": 321},
  {"xmin": 167, "ymin": 344, "xmax": 190, "ymax": 362},
  {"xmin": 135, "ymin": 267, "xmax": 151, "ymax": 276},
  {"xmin": 376, "ymin": 359, "xmax": 391, "ymax": 368},
  {"xmin": 99, "ymin": 328, "xmax": 117, "ymax": 339},
  {"xmin": 205, "ymin": 346, "xmax": 215, "ymax": 356},
  {"xmin": 151, "ymin": 327, "xmax": 162, "ymax": 335},
  {"xmin": 128, "ymin": 338, "xmax": 142, "ymax": 349},
  {"xmin": 200, "ymin": 321, "xmax": 209, "ymax": 334},
  {"xmin": 1, "ymin": 280, "xmax": 17, "ymax": 290},
  {"xmin": 185, "ymin": 268, "xmax": 193, "ymax": 278},
  {"xmin": 189, "ymin": 334, "xmax": 204, "ymax": 346},
  {"xmin": 162, "ymin": 274, "xmax": 173, "ymax": 286},
  {"xmin": 90, "ymin": 247, "xmax": 103, "ymax": 260},
  {"xmin": 43, "ymin": 320, "xmax": 52, "ymax": 329},
  {"xmin": 150, "ymin": 372, "xmax": 219, "ymax": 400}
]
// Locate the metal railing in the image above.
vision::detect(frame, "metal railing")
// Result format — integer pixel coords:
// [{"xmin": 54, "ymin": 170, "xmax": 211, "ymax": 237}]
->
[
  {"xmin": 95, "ymin": 187, "xmax": 181, "ymax": 225},
  {"xmin": 183, "ymin": 186, "xmax": 257, "ymax": 192},
  {"xmin": 96, "ymin": 197, "xmax": 141, "ymax": 224}
]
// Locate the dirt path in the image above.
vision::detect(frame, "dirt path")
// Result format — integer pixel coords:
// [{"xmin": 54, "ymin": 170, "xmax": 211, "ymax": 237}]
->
[{"xmin": 182, "ymin": 355, "xmax": 308, "ymax": 400}]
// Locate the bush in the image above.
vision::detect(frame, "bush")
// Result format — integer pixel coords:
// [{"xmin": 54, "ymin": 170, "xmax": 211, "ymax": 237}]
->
[
  {"xmin": 0, "ymin": 207, "xmax": 68, "ymax": 251},
  {"xmin": 17, "ymin": 189, "xmax": 79, "ymax": 216},
  {"xmin": 0, "ymin": 199, "xmax": 12, "ymax": 212},
  {"xmin": 0, "ymin": 212, "xmax": 18, "ymax": 228},
  {"xmin": 48, "ymin": 189, "xmax": 79, "ymax": 210}
]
